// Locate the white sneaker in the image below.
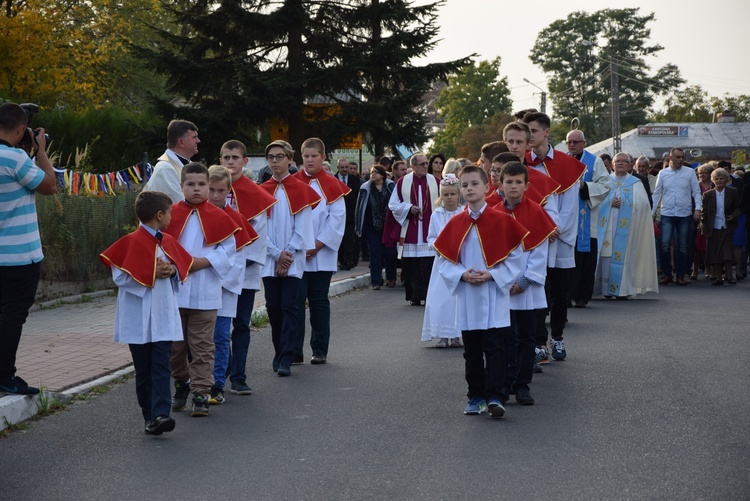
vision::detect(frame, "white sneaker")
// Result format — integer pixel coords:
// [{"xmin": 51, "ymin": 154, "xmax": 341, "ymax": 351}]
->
[
  {"xmin": 449, "ymin": 338, "xmax": 463, "ymax": 347},
  {"xmin": 435, "ymin": 338, "xmax": 448, "ymax": 348}
]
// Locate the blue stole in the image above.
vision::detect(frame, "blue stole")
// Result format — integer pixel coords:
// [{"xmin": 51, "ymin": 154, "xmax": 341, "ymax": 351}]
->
[
  {"xmin": 574, "ymin": 150, "xmax": 596, "ymax": 252},
  {"xmin": 596, "ymin": 174, "xmax": 639, "ymax": 297}
]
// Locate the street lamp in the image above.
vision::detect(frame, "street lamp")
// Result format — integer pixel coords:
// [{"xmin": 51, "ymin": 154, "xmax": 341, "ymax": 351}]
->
[
  {"xmin": 523, "ymin": 78, "xmax": 547, "ymax": 114},
  {"xmin": 580, "ymin": 40, "xmax": 621, "ymax": 154}
]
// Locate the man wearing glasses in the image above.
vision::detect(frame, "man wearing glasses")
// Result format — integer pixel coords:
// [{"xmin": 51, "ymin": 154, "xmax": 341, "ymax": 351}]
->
[
  {"xmin": 565, "ymin": 129, "xmax": 611, "ymax": 308},
  {"xmin": 388, "ymin": 153, "xmax": 440, "ymax": 305}
]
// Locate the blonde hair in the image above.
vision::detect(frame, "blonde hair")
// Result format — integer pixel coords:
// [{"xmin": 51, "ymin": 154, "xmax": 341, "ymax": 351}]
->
[
  {"xmin": 208, "ymin": 164, "xmax": 232, "ymax": 187},
  {"xmin": 435, "ymin": 179, "xmax": 461, "ymax": 208},
  {"xmin": 442, "ymin": 158, "xmax": 462, "ymax": 177}
]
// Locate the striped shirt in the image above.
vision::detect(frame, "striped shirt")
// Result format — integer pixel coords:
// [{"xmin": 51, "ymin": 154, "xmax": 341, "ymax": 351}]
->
[{"xmin": 0, "ymin": 144, "xmax": 46, "ymax": 265}]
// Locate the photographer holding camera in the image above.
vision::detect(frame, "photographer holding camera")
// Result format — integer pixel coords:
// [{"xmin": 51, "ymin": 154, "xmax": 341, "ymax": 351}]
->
[{"xmin": 0, "ymin": 102, "xmax": 56, "ymax": 396}]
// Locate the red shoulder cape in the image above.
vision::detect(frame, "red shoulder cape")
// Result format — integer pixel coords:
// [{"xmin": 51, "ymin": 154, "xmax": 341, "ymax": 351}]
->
[
  {"xmin": 260, "ymin": 174, "xmax": 321, "ymax": 215},
  {"xmin": 527, "ymin": 168, "xmax": 560, "ymax": 206},
  {"xmin": 164, "ymin": 200, "xmax": 239, "ymax": 245},
  {"xmin": 222, "ymin": 205, "xmax": 259, "ymax": 250},
  {"xmin": 486, "ymin": 189, "xmax": 503, "ymax": 208},
  {"xmin": 294, "ymin": 169, "xmax": 351, "ymax": 204},
  {"xmin": 433, "ymin": 206, "xmax": 529, "ymax": 268},
  {"xmin": 100, "ymin": 226, "xmax": 193, "ymax": 287},
  {"xmin": 496, "ymin": 198, "xmax": 558, "ymax": 251},
  {"xmin": 231, "ymin": 175, "xmax": 277, "ymax": 220},
  {"xmin": 526, "ymin": 149, "xmax": 585, "ymax": 194}
]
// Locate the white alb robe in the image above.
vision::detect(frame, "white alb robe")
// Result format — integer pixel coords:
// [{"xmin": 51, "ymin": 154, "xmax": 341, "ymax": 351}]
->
[{"xmin": 304, "ymin": 177, "xmax": 346, "ymax": 273}]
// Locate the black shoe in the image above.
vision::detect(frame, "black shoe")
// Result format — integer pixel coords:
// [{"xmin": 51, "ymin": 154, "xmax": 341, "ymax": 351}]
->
[
  {"xmin": 191, "ymin": 395, "xmax": 209, "ymax": 417},
  {"xmin": 145, "ymin": 416, "xmax": 176, "ymax": 435},
  {"xmin": 0, "ymin": 376, "xmax": 40, "ymax": 395},
  {"xmin": 292, "ymin": 355, "xmax": 304, "ymax": 365},
  {"xmin": 277, "ymin": 364, "xmax": 291, "ymax": 377},
  {"xmin": 498, "ymin": 388, "xmax": 509, "ymax": 405},
  {"xmin": 172, "ymin": 381, "xmax": 190, "ymax": 411},
  {"xmin": 515, "ymin": 388, "xmax": 535, "ymax": 405},
  {"xmin": 533, "ymin": 363, "xmax": 543, "ymax": 374},
  {"xmin": 310, "ymin": 354, "xmax": 327, "ymax": 365}
]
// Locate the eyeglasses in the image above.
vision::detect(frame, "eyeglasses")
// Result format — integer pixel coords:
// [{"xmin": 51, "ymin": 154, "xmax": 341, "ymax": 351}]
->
[
  {"xmin": 414, "ymin": 162, "xmax": 429, "ymax": 167},
  {"xmin": 267, "ymin": 154, "xmax": 287, "ymax": 162},
  {"xmin": 566, "ymin": 140, "xmax": 584, "ymax": 145}
]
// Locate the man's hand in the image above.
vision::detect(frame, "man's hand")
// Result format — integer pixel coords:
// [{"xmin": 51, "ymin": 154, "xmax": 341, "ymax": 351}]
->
[
  {"xmin": 156, "ymin": 258, "xmax": 175, "ymax": 278},
  {"xmin": 549, "ymin": 228, "xmax": 560, "ymax": 242},
  {"xmin": 693, "ymin": 209, "xmax": 701, "ymax": 222},
  {"xmin": 462, "ymin": 268, "xmax": 491, "ymax": 285},
  {"xmin": 278, "ymin": 250, "xmax": 294, "ymax": 268},
  {"xmin": 410, "ymin": 205, "xmax": 420, "ymax": 215},
  {"xmin": 509, "ymin": 283, "xmax": 523, "ymax": 295}
]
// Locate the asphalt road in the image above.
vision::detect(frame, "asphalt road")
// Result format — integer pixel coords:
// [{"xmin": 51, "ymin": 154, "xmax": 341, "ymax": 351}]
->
[{"xmin": 2, "ymin": 279, "xmax": 749, "ymax": 500}]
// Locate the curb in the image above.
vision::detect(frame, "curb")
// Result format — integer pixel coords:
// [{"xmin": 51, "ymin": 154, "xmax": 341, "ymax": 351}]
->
[{"xmin": 1, "ymin": 272, "xmax": 370, "ymax": 431}]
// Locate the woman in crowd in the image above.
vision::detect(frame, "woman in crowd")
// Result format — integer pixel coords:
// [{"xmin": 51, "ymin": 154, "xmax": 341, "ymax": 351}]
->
[
  {"xmin": 355, "ymin": 165, "xmax": 397, "ymax": 289},
  {"xmin": 428, "ymin": 154, "xmax": 446, "ymax": 182},
  {"xmin": 441, "ymin": 157, "xmax": 462, "ymax": 178},
  {"xmin": 692, "ymin": 163, "xmax": 714, "ymax": 279}
]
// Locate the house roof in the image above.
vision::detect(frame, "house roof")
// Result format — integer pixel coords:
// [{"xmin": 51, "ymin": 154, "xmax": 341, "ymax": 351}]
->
[{"xmin": 585, "ymin": 122, "xmax": 750, "ymax": 161}]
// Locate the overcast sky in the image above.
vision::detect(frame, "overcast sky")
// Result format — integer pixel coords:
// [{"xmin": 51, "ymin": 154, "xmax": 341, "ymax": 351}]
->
[{"xmin": 419, "ymin": 0, "xmax": 750, "ymax": 120}]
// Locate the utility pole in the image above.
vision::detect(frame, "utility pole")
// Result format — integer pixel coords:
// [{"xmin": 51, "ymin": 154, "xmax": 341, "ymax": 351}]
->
[
  {"xmin": 523, "ymin": 78, "xmax": 547, "ymax": 114},
  {"xmin": 610, "ymin": 61, "xmax": 621, "ymax": 154}
]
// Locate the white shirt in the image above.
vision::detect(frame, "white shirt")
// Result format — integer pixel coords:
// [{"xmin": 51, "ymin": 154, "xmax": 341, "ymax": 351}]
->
[
  {"xmin": 713, "ymin": 188, "xmax": 727, "ymax": 230},
  {"xmin": 304, "ymin": 175, "xmax": 346, "ymax": 272},
  {"xmin": 652, "ymin": 165, "xmax": 702, "ymax": 217}
]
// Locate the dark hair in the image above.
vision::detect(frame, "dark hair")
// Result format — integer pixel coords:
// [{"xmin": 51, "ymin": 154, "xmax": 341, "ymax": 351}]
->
[
  {"xmin": 301, "ymin": 137, "xmax": 326, "ymax": 155},
  {"xmin": 0, "ymin": 103, "xmax": 28, "ymax": 132},
  {"xmin": 669, "ymin": 147, "xmax": 685, "ymax": 156},
  {"xmin": 521, "ymin": 111, "xmax": 550, "ymax": 129},
  {"xmin": 180, "ymin": 161, "xmax": 209, "ymax": 183},
  {"xmin": 500, "ymin": 161, "xmax": 528, "ymax": 182},
  {"xmin": 135, "ymin": 191, "xmax": 173, "ymax": 223},
  {"xmin": 428, "ymin": 153, "xmax": 446, "ymax": 174},
  {"xmin": 717, "ymin": 160, "xmax": 732, "ymax": 169},
  {"xmin": 392, "ymin": 160, "xmax": 406, "ymax": 172},
  {"xmin": 167, "ymin": 120, "xmax": 198, "ymax": 149},
  {"xmin": 514, "ymin": 108, "xmax": 537, "ymax": 121},
  {"xmin": 379, "ymin": 156, "xmax": 393, "ymax": 167},
  {"xmin": 370, "ymin": 165, "xmax": 387, "ymax": 178},
  {"xmin": 459, "ymin": 164, "xmax": 488, "ymax": 184},
  {"xmin": 600, "ymin": 153, "xmax": 612, "ymax": 162},
  {"xmin": 265, "ymin": 140, "xmax": 294, "ymax": 158},
  {"xmin": 481, "ymin": 141, "xmax": 508, "ymax": 161},
  {"xmin": 221, "ymin": 140, "xmax": 247, "ymax": 157},
  {"xmin": 492, "ymin": 152, "xmax": 521, "ymax": 165}
]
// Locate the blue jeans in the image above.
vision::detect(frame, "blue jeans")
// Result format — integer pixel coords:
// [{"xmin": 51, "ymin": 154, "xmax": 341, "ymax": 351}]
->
[
  {"xmin": 0, "ymin": 262, "xmax": 41, "ymax": 380},
  {"xmin": 212, "ymin": 316, "xmax": 232, "ymax": 388},
  {"xmin": 660, "ymin": 215, "xmax": 692, "ymax": 278},
  {"xmin": 229, "ymin": 288, "xmax": 256, "ymax": 385},
  {"xmin": 129, "ymin": 341, "xmax": 172, "ymax": 421},
  {"xmin": 263, "ymin": 276, "xmax": 300, "ymax": 368},
  {"xmin": 294, "ymin": 271, "xmax": 333, "ymax": 358},
  {"xmin": 363, "ymin": 224, "xmax": 397, "ymax": 286}
]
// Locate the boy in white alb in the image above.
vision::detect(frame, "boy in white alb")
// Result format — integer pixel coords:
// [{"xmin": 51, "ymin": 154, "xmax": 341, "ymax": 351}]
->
[
  {"xmin": 100, "ymin": 191, "xmax": 193, "ymax": 435},
  {"xmin": 292, "ymin": 138, "xmax": 349, "ymax": 365},
  {"xmin": 206, "ymin": 165, "xmax": 258, "ymax": 405},
  {"xmin": 259, "ymin": 140, "xmax": 319, "ymax": 377},
  {"xmin": 163, "ymin": 162, "xmax": 238, "ymax": 417},
  {"xmin": 434, "ymin": 165, "xmax": 528, "ymax": 419},
  {"xmin": 219, "ymin": 140, "xmax": 277, "ymax": 396}
]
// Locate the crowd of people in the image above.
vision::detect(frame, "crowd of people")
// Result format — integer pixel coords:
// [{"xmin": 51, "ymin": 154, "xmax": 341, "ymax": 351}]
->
[
  {"xmin": 116, "ymin": 113, "xmax": 750, "ymax": 429},
  {"xmin": 3, "ymin": 101, "xmax": 749, "ymax": 432}
]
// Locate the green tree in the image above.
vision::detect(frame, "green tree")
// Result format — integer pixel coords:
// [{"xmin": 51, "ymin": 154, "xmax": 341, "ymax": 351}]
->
[
  {"xmin": 710, "ymin": 94, "xmax": 750, "ymax": 122},
  {"xmin": 138, "ymin": 0, "xmax": 471, "ymax": 160},
  {"xmin": 651, "ymin": 85, "xmax": 713, "ymax": 122},
  {"xmin": 530, "ymin": 8, "xmax": 684, "ymax": 144},
  {"xmin": 453, "ymin": 111, "xmax": 514, "ymax": 160},
  {"xmin": 430, "ymin": 58, "xmax": 512, "ymax": 158}
]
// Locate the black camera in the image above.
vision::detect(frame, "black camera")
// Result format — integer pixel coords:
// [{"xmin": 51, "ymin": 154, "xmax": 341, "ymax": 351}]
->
[{"xmin": 17, "ymin": 103, "xmax": 50, "ymax": 152}]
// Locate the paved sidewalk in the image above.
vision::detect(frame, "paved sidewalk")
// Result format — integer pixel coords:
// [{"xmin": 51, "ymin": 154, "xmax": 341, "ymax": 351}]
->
[{"xmin": 1, "ymin": 265, "xmax": 371, "ymax": 429}]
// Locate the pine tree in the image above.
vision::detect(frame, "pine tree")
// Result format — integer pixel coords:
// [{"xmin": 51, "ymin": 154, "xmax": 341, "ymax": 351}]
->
[{"xmin": 138, "ymin": 0, "xmax": 472, "ymax": 158}]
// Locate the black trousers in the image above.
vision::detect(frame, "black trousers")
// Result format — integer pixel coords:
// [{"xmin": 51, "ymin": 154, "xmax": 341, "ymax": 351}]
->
[
  {"xmin": 338, "ymin": 222, "xmax": 359, "ymax": 268},
  {"xmin": 130, "ymin": 341, "xmax": 172, "ymax": 421},
  {"xmin": 0, "ymin": 262, "xmax": 41, "ymax": 380},
  {"xmin": 536, "ymin": 267, "xmax": 570, "ymax": 342},
  {"xmin": 402, "ymin": 256, "xmax": 433, "ymax": 302},
  {"xmin": 507, "ymin": 309, "xmax": 538, "ymax": 390},
  {"xmin": 462, "ymin": 327, "xmax": 510, "ymax": 401},
  {"xmin": 263, "ymin": 276, "xmax": 300, "ymax": 367},
  {"xmin": 569, "ymin": 238, "xmax": 598, "ymax": 303}
]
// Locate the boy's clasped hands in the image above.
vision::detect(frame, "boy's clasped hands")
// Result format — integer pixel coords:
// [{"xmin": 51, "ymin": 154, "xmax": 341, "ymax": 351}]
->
[
  {"xmin": 462, "ymin": 268, "xmax": 491, "ymax": 285},
  {"xmin": 156, "ymin": 258, "xmax": 176, "ymax": 279}
]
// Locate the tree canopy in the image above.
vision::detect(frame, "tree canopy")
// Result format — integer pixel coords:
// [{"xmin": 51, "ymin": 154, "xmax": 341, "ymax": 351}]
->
[
  {"xmin": 139, "ymin": 0, "xmax": 472, "ymax": 159},
  {"xmin": 530, "ymin": 8, "xmax": 684, "ymax": 143},
  {"xmin": 651, "ymin": 85, "xmax": 750, "ymax": 123},
  {"xmin": 430, "ymin": 58, "xmax": 512, "ymax": 158}
]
